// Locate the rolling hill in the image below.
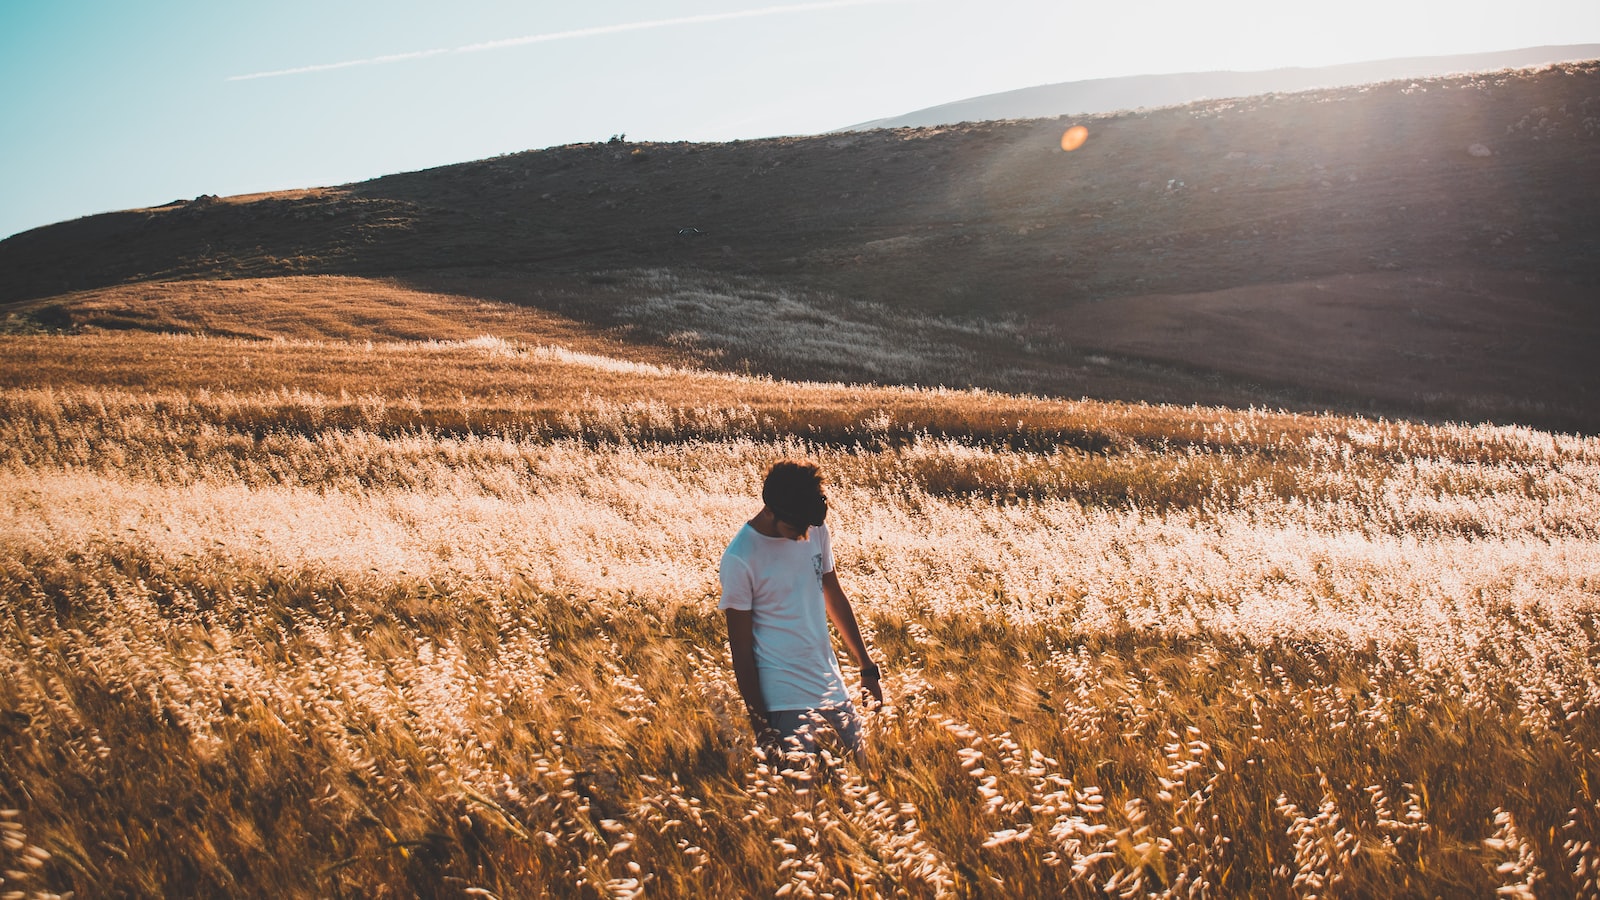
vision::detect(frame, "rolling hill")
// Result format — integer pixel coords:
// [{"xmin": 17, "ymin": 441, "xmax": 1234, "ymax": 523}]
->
[
  {"xmin": 2, "ymin": 60, "xmax": 1598, "ymax": 432},
  {"xmin": 843, "ymin": 44, "xmax": 1600, "ymax": 130}
]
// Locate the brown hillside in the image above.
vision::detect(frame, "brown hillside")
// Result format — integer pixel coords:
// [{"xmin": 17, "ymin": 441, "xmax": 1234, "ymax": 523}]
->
[{"xmin": 2, "ymin": 63, "xmax": 1598, "ymax": 431}]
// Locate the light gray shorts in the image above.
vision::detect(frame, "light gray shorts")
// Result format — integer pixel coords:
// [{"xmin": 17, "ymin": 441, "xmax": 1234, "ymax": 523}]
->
[{"xmin": 767, "ymin": 703, "xmax": 863, "ymax": 756}]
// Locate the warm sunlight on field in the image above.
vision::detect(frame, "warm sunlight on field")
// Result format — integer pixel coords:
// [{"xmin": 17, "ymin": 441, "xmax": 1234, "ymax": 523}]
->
[{"xmin": 2, "ymin": 321, "xmax": 1598, "ymax": 897}]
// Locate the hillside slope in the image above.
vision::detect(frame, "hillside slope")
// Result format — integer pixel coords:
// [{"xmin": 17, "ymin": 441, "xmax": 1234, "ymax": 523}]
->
[
  {"xmin": 2, "ymin": 62, "xmax": 1598, "ymax": 431},
  {"xmin": 845, "ymin": 45, "xmax": 1600, "ymax": 130}
]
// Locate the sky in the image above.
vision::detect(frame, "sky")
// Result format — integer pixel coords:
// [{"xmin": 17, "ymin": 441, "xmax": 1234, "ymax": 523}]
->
[{"xmin": 2, "ymin": 0, "xmax": 1599, "ymax": 239}]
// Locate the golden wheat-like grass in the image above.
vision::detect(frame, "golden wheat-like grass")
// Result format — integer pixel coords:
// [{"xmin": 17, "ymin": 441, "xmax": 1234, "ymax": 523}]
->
[{"xmin": 1, "ymin": 327, "xmax": 1597, "ymax": 898}]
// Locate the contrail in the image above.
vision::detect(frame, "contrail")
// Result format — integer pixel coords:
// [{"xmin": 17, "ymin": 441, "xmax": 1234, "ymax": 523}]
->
[{"xmin": 229, "ymin": 0, "xmax": 915, "ymax": 81}]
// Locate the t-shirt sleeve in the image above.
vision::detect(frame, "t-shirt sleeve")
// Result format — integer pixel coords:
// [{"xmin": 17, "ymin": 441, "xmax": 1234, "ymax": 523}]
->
[
  {"xmin": 718, "ymin": 552, "xmax": 753, "ymax": 611},
  {"xmin": 818, "ymin": 524, "xmax": 835, "ymax": 575}
]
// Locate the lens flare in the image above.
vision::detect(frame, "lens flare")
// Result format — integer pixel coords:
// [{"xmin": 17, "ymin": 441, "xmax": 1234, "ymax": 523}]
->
[{"xmin": 1060, "ymin": 125, "xmax": 1089, "ymax": 152}]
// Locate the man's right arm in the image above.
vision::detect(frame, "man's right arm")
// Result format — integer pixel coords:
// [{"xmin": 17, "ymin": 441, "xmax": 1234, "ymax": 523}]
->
[{"xmin": 724, "ymin": 608, "xmax": 769, "ymax": 733}]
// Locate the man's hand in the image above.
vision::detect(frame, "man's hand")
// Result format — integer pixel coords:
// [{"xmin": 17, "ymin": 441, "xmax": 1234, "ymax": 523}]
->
[
  {"xmin": 859, "ymin": 664, "xmax": 884, "ymax": 707},
  {"xmin": 748, "ymin": 710, "xmax": 783, "ymax": 757}
]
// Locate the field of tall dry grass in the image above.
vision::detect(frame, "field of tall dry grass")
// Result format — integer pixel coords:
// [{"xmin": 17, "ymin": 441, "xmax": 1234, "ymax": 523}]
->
[{"xmin": 2, "ymin": 317, "xmax": 1599, "ymax": 897}]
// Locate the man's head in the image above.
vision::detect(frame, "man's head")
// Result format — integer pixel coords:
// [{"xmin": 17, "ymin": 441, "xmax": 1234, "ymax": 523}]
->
[{"xmin": 763, "ymin": 460, "xmax": 828, "ymax": 536}]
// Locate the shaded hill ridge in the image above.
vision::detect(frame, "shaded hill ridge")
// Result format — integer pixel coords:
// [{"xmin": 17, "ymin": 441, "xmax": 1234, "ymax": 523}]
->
[
  {"xmin": 2, "ymin": 61, "xmax": 1598, "ymax": 432},
  {"xmin": 845, "ymin": 44, "xmax": 1600, "ymax": 130}
]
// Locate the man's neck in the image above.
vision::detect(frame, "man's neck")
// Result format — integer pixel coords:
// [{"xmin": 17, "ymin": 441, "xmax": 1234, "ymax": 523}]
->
[{"xmin": 749, "ymin": 508, "xmax": 782, "ymax": 538}]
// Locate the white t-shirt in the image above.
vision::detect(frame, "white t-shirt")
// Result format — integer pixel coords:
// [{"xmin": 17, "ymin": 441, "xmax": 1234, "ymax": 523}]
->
[{"xmin": 718, "ymin": 523, "xmax": 849, "ymax": 711}]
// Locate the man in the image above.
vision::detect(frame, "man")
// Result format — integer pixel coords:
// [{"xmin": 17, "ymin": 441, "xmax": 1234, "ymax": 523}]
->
[{"xmin": 719, "ymin": 460, "xmax": 883, "ymax": 758}]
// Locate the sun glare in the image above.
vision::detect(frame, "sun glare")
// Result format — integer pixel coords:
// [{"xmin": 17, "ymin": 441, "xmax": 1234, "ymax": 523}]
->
[{"xmin": 1060, "ymin": 125, "xmax": 1089, "ymax": 151}]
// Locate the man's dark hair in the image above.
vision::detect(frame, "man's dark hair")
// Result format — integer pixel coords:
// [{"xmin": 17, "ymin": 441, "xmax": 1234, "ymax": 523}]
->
[{"xmin": 763, "ymin": 460, "xmax": 828, "ymax": 528}]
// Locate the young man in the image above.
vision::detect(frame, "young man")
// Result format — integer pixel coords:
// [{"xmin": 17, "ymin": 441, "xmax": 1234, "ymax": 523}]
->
[{"xmin": 719, "ymin": 460, "xmax": 882, "ymax": 758}]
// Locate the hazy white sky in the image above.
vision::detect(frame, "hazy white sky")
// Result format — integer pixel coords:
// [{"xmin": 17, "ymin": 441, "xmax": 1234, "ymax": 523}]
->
[{"xmin": 2, "ymin": 0, "xmax": 1597, "ymax": 239}]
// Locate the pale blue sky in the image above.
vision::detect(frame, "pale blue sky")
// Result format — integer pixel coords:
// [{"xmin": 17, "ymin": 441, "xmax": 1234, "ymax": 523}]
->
[{"xmin": 3, "ymin": 0, "xmax": 1598, "ymax": 239}]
